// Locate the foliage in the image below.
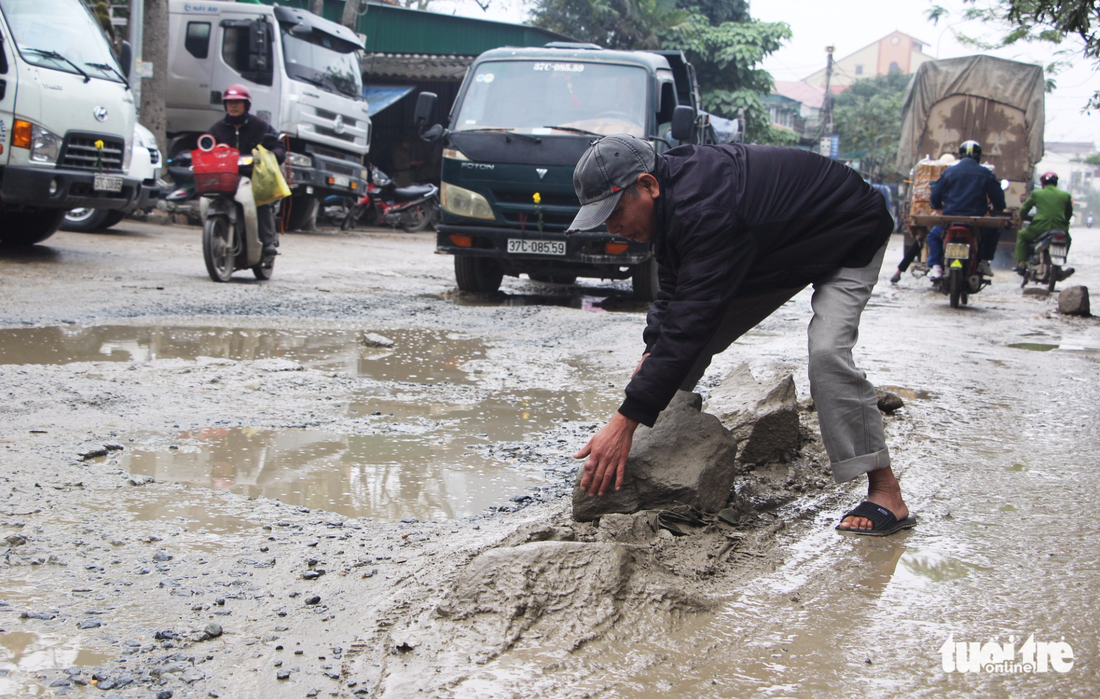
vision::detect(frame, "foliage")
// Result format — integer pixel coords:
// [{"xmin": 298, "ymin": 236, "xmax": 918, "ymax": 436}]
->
[
  {"xmin": 1083, "ymin": 152, "xmax": 1100, "ymax": 164},
  {"xmin": 928, "ymin": 0, "xmax": 1100, "ymax": 107},
  {"xmin": 678, "ymin": 0, "xmax": 749, "ymax": 25},
  {"xmin": 659, "ymin": 14, "xmax": 792, "ymax": 143},
  {"xmin": 831, "ymin": 72, "xmax": 911, "ymax": 181},
  {"xmin": 529, "ymin": 0, "xmax": 692, "ymax": 50}
]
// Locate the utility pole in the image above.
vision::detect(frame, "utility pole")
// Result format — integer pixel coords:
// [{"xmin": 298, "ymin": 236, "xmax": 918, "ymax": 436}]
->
[{"xmin": 818, "ymin": 45, "xmax": 836, "ymax": 158}]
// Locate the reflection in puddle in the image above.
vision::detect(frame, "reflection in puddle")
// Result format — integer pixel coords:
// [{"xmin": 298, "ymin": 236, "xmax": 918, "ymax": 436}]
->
[
  {"xmin": 0, "ymin": 631, "xmax": 113, "ymax": 697},
  {"xmin": 898, "ymin": 548, "xmax": 971, "ymax": 582},
  {"xmin": 879, "ymin": 385, "xmax": 934, "ymax": 401},
  {"xmin": 449, "ymin": 291, "xmax": 649, "ymax": 313},
  {"xmin": 123, "ymin": 388, "xmax": 617, "ymax": 521},
  {"xmin": 0, "ymin": 325, "xmax": 485, "ymax": 383}
]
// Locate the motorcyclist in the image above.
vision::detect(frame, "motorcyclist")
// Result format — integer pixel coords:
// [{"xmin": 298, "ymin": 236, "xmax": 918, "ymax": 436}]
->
[
  {"xmin": 209, "ymin": 84, "xmax": 286, "ymax": 259},
  {"xmin": 1015, "ymin": 172, "xmax": 1073, "ymax": 274},
  {"xmin": 927, "ymin": 140, "xmax": 1006, "ymax": 281},
  {"xmin": 1088, "ymin": 212, "xmax": 1095, "ymax": 229}
]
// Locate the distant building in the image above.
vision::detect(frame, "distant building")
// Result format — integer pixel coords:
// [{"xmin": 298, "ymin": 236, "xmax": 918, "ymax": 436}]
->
[
  {"xmin": 802, "ymin": 31, "xmax": 934, "ymax": 89},
  {"xmin": 1033, "ymin": 142, "xmax": 1099, "ymax": 204}
]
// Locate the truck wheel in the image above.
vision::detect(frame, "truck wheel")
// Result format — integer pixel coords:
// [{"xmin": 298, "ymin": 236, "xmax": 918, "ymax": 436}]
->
[
  {"xmin": 102, "ymin": 210, "xmax": 128, "ymax": 228},
  {"xmin": 632, "ymin": 257, "xmax": 659, "ymax": 301},
  {"xmin": 455, "ymin": 256, "xmax": 502, "ymax": 293},
  {"xmin": 61, "ymin": 208, "xmax": 112, "ymax": 232},
  {"xmin": 0, "ymin": 209, "xmax": 66, "ymax": 246},
  {"xmin": 282, "ymin": 194, "xmax": 318, "ymax": 232}
]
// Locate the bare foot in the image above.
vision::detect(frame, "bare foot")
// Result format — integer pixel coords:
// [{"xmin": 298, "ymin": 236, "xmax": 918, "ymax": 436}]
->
[{"xmin": 839, "ymin": 467, "xmax": 909, "ymax": 531}]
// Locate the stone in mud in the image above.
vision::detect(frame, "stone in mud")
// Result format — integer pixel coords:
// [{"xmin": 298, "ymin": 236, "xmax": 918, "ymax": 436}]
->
[
  {"xmin": 360, "ymin": 333, "xmax": 395, "ymax": 348},
  {"xmin": 705, "ymin": 364, "xmax": 801, "ymax": 465},
  {"xmin": 1058, "ymin": 286, "xmax": 1090, "ymax": 316},
  {"xmin": 572, "ymin": 392, "xmax": 738, "ymax": 522},
  {"xmin": 875, "ymin": 389, "xmax": 905, "ymax": 414},
  {"xmin": 437, "ymin": 542, "xmax": 631, "ymax": 652},
  {"xmin": 203, "ymin": 623, "xmax": 223, "ymax": 639}
]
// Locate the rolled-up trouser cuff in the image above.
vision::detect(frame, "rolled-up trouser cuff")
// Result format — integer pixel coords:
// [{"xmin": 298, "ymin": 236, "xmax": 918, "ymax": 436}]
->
[{"xmin": 831, "ymin": 446, "xmax": 891, "ymax": 483}]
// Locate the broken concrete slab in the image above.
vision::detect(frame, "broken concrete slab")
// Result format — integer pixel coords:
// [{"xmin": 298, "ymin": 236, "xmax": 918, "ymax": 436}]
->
[
  {"xmin": 705, "ymin": 363, "xmax": 801, "ymax": 465},
  {"xmin": 1058, "ymin": 286, "xmax": 1090, "ymax": 316},
  {"xmin": 572, "ymin": 391, "xmax": 739, "ymax": 522}
]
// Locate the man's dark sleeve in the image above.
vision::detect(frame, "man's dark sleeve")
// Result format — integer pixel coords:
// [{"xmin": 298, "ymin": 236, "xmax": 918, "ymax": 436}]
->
[
  {"xmin": 987, "ymin": 173, "xmax": 1006, "ymax": 211},
  {"xmin": 930, "ymin": 174, "xmax": 947, "ymax": 210},
  {"xmin": 641, "ymin": 257, "xmax": 675, "ymax": 352},
  {"xmin": 619, "ymin": 207, "xmax": 757, "ymax": 426},
  {"xmin": 261, "ymin": 123, "xmax": 286, "ymax": 165}
]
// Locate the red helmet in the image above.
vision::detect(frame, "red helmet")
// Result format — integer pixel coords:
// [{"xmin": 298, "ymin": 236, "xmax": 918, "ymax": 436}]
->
[
  {"xmin": 222, "ymin": 84, "xmax": 252, "ymax": 109},
  {"xmin": 1039, "ymin": 171, "xmax": 1058, "ymax": 187}
]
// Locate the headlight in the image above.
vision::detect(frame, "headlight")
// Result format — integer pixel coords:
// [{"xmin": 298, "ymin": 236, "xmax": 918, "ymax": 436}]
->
[
  {"xmin": 441, "ymin": 181, "xmax": 494, "ymax": 220},
  {"xmin": 288, "ymin": 152, "xmax": 312, "ymax": 167},
  {"xmin": 443, "ymin": 147, "xmax": 470, "ymax": 162},
  {"xmin": 123, "ymin": 139, "xmax": 133, "ymax": 171},
  {"xmin": 23, "ymin": 122, "xmax": 62, "ymax": 164}
]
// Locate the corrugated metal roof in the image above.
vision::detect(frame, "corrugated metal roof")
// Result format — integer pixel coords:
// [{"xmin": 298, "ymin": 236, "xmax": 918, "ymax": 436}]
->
[{"xmin": 362, "ymin": 53, "xmax": 473, "ymax": 81}]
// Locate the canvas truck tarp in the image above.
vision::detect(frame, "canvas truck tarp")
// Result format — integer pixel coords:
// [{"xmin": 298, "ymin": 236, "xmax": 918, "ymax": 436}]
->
[{"xmin": 895, "ymin": 55, "xmax": 1045, "ymax": 179}]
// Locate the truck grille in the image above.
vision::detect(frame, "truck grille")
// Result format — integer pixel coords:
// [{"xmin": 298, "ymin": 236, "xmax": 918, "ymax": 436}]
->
[{"xmin": 60, "ymin": 134, "xmax": 125, "ymax": 172}]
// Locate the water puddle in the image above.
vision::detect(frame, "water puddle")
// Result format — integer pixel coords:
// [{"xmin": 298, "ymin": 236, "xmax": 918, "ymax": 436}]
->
[
  {"xmin": 122, "ymin": 387, "xmax": 617, "ymax": 521},
  {"xmin": 1007, "ymin": 342, "xmax": 1059, "ymax": 352},
  {"xmin": 0, "ymin": 325, "xmax": 486, "ymax": 382},
  {"xmin": 879, "ymin": 385, "xmax": 934, "ymax": 401},
  {"xmin": 0, "ymin": 630, "xmax": 113, "ymax": 697}
]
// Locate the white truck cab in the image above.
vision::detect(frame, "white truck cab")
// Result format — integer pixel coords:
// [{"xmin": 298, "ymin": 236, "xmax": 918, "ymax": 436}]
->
[
  {"xmin": 0, "ymin": 0, "xmax": 139, "ymax": 245},
  {"xmin": 167, "ymin": 0, "xmax": 371, "ymax": 230}
]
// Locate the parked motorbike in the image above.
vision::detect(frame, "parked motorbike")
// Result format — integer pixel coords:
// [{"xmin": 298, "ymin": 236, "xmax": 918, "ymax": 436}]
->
[
  {"xmin": 1019, "ymin": 229, "xmax": 1073, "ymax": 292},
  {"xmin": 320, "ymin": 194, "xmax": 355, "ymax": 227},
  {"xmin": 163, "ymin": 150, "xmax": 201, "ymax": 225},
  {"xmin": 193, "ymin": 135, "xmax": 274, "ymax": 282},
  {"xmin": 341, "ymin": 167, "xmax": 440, "ymax": 232}
]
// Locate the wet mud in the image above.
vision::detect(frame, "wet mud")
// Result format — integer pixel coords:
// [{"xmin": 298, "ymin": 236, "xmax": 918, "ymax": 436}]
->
[{"xmin": 1, "ymin": 222, "xmax": 1098, "ymax": 696}]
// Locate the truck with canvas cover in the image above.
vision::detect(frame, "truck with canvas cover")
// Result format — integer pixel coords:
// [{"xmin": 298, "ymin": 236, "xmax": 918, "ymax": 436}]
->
[
  {"xmin": 167, "ymin": 0, "xmax": 370, "ymax": 231},
  {"xmin": 895, "ymin": 54, "xmax": 1045, "ymax": 254},
  {"xmin": 0, "ymin": 0, "xmax": 139, "ymax": 246},
  {"xmin": 416, "ymin": 44, "xmax": 716, "ymax": 300}
]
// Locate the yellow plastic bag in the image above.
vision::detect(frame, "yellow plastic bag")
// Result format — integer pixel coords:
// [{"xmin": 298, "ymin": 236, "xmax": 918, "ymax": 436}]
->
[{"xmin": 251, "ymin": 144, "xmax": 291, "ymax": 206}]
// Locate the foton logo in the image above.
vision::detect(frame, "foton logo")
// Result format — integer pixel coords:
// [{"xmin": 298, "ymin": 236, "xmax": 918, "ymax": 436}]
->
[{"xmin": 461, "ymin": 163, "xmax": 494, "ymax": 170}]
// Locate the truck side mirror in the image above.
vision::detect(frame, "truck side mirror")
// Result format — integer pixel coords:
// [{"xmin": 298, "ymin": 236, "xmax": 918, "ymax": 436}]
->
[
  {"xmin": 671, "ymin": 105, "xmax": 695, "ymax": 142},
  {"xmin": 414, "ymin": 92, "xmax": 437, "ymax": 128},
  {"xmin": 119, "ymin": 40, "xmax": 132, "ymax": 80}
]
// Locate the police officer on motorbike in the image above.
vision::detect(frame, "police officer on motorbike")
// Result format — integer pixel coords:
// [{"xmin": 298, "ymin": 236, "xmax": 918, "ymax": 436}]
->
[
  {"xmin": 927, "ymin": 140, "xmax": 1006, "ymax": 281},
  {"xmin": 209, "ymin": 84, "xmax": 286, "ymax": 259},
  {"xmin": 1015, "ymin": 171, "xmax": 1073, "ymax": 273}
]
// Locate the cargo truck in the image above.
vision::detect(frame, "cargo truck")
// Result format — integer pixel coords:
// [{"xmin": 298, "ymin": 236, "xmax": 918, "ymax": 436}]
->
[
  {"xmin": 166, "ymin": 0, "xmax": 370, "ymax": 230},
  {"xmin": 416, "ymin": 43, "xmax": 716, "ymax": 300}
]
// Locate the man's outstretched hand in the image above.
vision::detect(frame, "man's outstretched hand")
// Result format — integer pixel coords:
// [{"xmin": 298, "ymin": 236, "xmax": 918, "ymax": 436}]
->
[{"xmin": 574, "ymin": 412, "xmax": 640, "ymax": 497}]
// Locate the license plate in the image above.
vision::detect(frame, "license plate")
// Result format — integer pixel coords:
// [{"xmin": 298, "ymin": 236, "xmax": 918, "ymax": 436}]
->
[
  {"xmin": 945, "ymin": 243, "xmax": 970, "ymax": 259},
  {"xmin": 332, "ymin": 176, "xmax": 350, "ymax": 188},
  {"xmin": 1050, "ymin": 245, "xmax": 1068, "ymax": 263},
  {"xmin": 507, "ymin": 238, "xmax": 565, "ymax": 255},
  {"xmin": 94, "ymin": 174, "xmax": 123, "ymax": 192}
]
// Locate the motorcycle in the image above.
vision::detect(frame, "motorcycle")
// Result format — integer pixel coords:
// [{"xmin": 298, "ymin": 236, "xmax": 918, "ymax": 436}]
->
[
  {"xmin": 340, "ymin": 166, "xmax": 440, "ymax": 233},
  {"xmin": 939, "ymin": 220, "xmax": 991, "ymax": 308},
  {"xmin": 1087, "ymin": 213, "xmax": 1094, "ymax": 229},
  {"xmin": 1019, "ymin": 229, "xmax": 1073, "ymax": 292},
  {"xmin": 193, "ymin": 135, "xmax": 274, "ymax": 282},
  {"xmin": 163, "ymin": 150, "xmax": 201, "ymax": 225}
]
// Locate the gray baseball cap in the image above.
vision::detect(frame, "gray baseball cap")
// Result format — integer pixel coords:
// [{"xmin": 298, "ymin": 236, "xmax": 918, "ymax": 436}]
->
[{"xmin": 567, "ymin": 134, "xmax": 656, "ymax": 233}]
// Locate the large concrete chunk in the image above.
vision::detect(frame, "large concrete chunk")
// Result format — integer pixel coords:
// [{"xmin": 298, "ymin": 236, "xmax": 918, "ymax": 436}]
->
[
  {"xmin": 705, "ymin": 363, "xmax": 801, "ymax": 464},
  {"xmin": 1058, "ymin": 286, "xmax": 1090, "ymax": 316},
  {"xmin": 572, "ymin": 391, "xmax": 739, "ymax": 521}
]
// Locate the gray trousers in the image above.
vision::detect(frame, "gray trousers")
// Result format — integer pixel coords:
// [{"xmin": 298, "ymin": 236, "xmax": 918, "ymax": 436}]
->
[
  {"xmin": 258, "ymin": 204, "xmax": 278, "ymax": 250},
  {"xmin": 679, "ymin": 243, "xmax": 889, "ymax": 483}
]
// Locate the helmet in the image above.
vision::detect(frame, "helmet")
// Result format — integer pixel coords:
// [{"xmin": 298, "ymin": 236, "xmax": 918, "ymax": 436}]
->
[
  {"xmin": 222, "ymin": 84, "xmax": 252, "ymax": 110},
  {"xmin": 1040, "ymin": 171, "xmax": 1058, "ymax": 187},
  {"xmin": 958, "ymin": 140, "xmax": 982, "ymax": 161}
]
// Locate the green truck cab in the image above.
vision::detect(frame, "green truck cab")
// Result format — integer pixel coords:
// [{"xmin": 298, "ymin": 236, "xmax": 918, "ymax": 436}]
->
[{"xmin": 415, "ymin": 43, "xmax": 713, "ymax": 300}]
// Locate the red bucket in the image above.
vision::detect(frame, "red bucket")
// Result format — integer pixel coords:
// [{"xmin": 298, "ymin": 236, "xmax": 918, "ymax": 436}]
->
[{"xmin": 192, "ymin": 144, "xmax": 240, "ymax": 195}]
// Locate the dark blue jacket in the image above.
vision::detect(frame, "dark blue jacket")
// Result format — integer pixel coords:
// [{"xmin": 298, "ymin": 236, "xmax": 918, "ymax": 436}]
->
[{"xmin": 929, "ymin": 157, "xmax": 1005, "ymax": 216}]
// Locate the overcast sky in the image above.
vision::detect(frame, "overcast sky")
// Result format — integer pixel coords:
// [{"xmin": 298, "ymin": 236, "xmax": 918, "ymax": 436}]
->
[{"xmin": 440, "ymin": 0, "xmax": 1099, "ymax": 145}]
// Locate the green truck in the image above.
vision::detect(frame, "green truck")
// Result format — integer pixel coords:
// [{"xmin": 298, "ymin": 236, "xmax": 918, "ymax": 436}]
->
[{"xmin": 414, "ymin": 43, "xmax": 718, "ymax": 300}]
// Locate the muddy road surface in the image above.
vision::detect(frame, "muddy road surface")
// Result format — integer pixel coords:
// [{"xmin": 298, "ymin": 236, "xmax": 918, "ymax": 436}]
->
[{"xmin": 1, "ymin": 220, "xmax": 1098, "ymax": 697}]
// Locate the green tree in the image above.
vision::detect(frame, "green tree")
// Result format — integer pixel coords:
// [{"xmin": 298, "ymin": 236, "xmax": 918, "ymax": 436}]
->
[
  {"xmin": 831, "ymin": 72, "xmax": 911, "ymax": 181},
  {"xmin": 929, "ymin": 1, "xmax": 1100, "ymax": 106},
  {"xmin": 528, "ymin": 0, "xmax": 790, "ymax": 144}
]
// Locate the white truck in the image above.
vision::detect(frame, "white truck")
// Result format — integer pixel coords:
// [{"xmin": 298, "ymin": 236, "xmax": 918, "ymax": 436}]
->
[
  {"xmin": 0, "ymin": 0, "xmax": 140, "ymax": 246},
  {"xmin": 166, "ymin": 0, "xmax": 371, "ymax": 230}
]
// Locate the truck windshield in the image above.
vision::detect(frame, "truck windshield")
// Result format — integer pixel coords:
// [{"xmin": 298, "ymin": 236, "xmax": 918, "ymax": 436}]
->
[
  {"xmin": 281, "ymin": 28, "xmax": 363, "ymax": 100},
  {"xmin": 0, "ymin": 0, "xmax": 124, "ymax": 82},
  {"xmin": 454, "ymin": 61, "xmax": 647, "ymax": 137}
]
